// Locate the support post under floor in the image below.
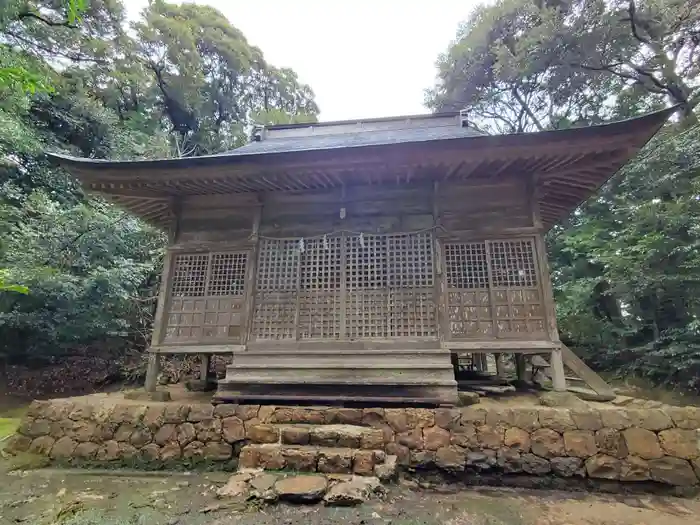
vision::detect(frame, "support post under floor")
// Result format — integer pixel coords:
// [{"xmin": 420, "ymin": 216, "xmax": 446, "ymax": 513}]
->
[
  {"xmin": 495, "ymin": 353, "xmax": 505, "ymax": 378},
  {"xmin": 550, "ymin": 348, "xmax": 567, "ymax": 392},
  {"xmin": 200, "ymin": 354, "xmax": 211, "ymax": 382},
  {"xmin": 145, "ymin": 353, "xmax": 160, "ymax": 392}
]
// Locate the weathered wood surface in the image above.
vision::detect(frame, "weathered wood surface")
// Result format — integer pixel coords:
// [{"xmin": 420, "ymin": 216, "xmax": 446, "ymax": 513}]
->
[
  {"xmin": 175, "ymin": 194, "xmax": 258, "ymax": 245},
  {"xmin": 530, "ymin": 174, "xmax": 566, "ymax": 391},
  {"xmin": 444, "ymin": 340, "xmax": 558, "ymax": 350},
  {"xmin": 437, "ymin": 179, "xmax": 532, "ymax": 233},
  {"xmin": 259, "ymin": 184, "xmax": 434, "ymax": 238},
  {"xmin": 161, "ymin": 251, "xmax": 249, "ymax": 345},
  {"xmin": 561, "ymin": 344, "xmax": 614, "ymax": 396},
  {"xmin": 151, "ymin": 344, "xmax": 246, "ymax": 354}
]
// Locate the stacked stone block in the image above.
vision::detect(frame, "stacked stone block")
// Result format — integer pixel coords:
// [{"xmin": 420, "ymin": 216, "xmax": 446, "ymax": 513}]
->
[{"xmin": 7, "ymin": 400, "xmax": 700, "ymax": 487}]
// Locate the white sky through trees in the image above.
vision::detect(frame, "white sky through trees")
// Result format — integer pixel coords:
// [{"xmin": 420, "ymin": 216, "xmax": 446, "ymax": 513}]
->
[{"xmin": 124, "ymin": 0, "xmax": 482, "ymax": 121}]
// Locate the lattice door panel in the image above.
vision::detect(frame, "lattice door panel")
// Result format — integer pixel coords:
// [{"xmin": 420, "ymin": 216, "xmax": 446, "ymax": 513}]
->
[
  {"xmin": 252, "ymin": 239, "xmax": 300, "ymax": 340},
  {"xmin": 345, "ymin": 232, "xmax": 436, "ymax": 339},
  {"xmin": 388, "ymin": 290, "xmax": 436, "ymax": 337},
  {"xmin": 489, "ymin": 239, "xmax": 545, "ymax": 338},
  {"xmin": 298, "ymin": 236, "xmax": 342, "ymax": 339},
  {"xmin": 345, "ymin": 234, "xmax": 388, "ymax": 338},
  {"xmin": 346, "ymin": 290, "xmax": 389, "ymax": 339},
  {"xmin": 442, "ymin": 238, "xmax": 546, "ymax": 339},
  {"xmin": 489, "ymin": 240, "xmax": 537, "ymax": 288},
  {"xmin": 164, "ymin": 251, "xmax": 248, "ymax": 344},
  {"xmin": 346, "ymin": 234, "xmax": 388, "ymax": 289},
  {"xmin": 492, "ymin": 287, "xmax": 546, "ymax": 337},
  {"xmin": 387, "ymin": 233, "xmax": 434, "ymax": 288},
  {"xmin": 446, "ymin": 290, "xmax": 494, "ymax": 338},
  {"xmin": 444, "ymin": 242, "xmax": 493, "ymax": 338}
]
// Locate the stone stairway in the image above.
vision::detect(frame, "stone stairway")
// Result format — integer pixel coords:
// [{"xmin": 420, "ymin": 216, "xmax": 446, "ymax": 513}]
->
[{"xmin": 238, "ymin": 422, "xmax": 397, "ymax": 479}]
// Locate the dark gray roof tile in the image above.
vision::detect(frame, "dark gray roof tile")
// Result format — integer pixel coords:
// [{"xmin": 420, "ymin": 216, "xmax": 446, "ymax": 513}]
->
[{"xmin": 225, "ymin": 124, "xmax": 484, "ymax": 156}]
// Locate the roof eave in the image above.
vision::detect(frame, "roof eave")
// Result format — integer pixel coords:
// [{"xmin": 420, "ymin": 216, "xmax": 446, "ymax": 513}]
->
[{"xmin": 47, "ymin": 106, "xmax": 677, "ymax": 174}]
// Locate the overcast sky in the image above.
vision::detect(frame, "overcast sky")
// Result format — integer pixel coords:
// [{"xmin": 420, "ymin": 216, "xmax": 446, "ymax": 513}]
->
[{"xmin": 125, "ymin": 0, "xmax": 482, "ymax": 121}]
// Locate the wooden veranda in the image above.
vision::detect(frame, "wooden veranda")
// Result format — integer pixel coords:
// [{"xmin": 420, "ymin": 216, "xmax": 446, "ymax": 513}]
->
[{"xmin": 50, "ymin": 108, "xmax": 674, "ymax": 406}]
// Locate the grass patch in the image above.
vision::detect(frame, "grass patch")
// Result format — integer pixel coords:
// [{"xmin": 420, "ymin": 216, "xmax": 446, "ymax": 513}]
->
[
  {"xmin": 0, "ymin": 404, "xmax": 27, "ymax": 439},
  {"xmin": 0, "ymin": 417, "xmax": 20, "ymax": 439}
]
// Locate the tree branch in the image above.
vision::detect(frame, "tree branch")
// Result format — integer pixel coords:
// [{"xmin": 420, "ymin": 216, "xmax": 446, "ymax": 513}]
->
[
  {"xmin": 17, "ymin": 11, "xmax": 76, "ymax": 28},
  {"xmin": 628, "ymin": 64, "xmax": 668, "ymax": 92},
  {"xmin": 5, "ymin": 30, "xmax": 105, "ymax": 63},
  {"xmin": 626, "ymin": 1, "xmax": 650, "ymax": 45},
  {"xmin": 688, "ymin": 91, "xmax": 700, "ymax": 110},
  {"xmin": 572, "ymin": 62, "xmax": 665, "ymax": 94},
  {"xmin": 511, "ymin": 86, "xmax": 545, "ymax": 131}
]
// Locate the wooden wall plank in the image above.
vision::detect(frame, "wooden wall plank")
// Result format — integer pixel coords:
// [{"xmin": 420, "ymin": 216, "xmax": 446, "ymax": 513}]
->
[{"xmin": 437, "ymin": 178, "xmax": 533, "ymax": 232}]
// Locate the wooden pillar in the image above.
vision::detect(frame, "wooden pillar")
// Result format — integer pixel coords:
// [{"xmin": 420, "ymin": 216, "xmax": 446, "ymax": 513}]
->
[
  {"xmin": 495, "ymin": 353, "xmax": 505, "ymax": 378},
  {"xmin": 550, "ymin": 349, "xmax": 566, "ymax": 392},
  {"xmin": 144, "ymin": 202, "xmax": 178, "ymax": 391},
  {"xmin": 515, "ymin": 354, "xmax": 527, "ymax": 382},
  {"xmin": 150, "ymin": 251, "xmax": 173, "ymax": 350},
  {"xmin": 433, "ymin": 180, "xmax": 448, "ymax": 344},
  {"xmin": 530, "ymin": 174, "xmax": 566, "ymax": 392},
  {"xmin": 474, "ymin": 353, "xmax": 488, "ymax": 372},
  {"xmin": 200, "ymin": 354, "xmax": 211, "ymax": 381},
  {"xmin": 145, "ymin": 352, "xmax": 160, "ymax": 392},
  {"xmin": 241, "ymin": 200, "xmax": 262, "ymax": 346}
]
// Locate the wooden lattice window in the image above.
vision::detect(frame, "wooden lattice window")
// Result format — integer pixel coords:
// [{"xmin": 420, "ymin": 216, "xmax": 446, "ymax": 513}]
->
[
  {"xmin": 209, "ymin": 253, "xmax": 248, "ymax": 295},
  {"xmin": 298, "ymin": 236, "xmax": 342, "ymax": 339},
  {"xmin": 253, "ymin": 232, "xmax": 438, "ymax": 341},
  {"xmin": 444, "ymin": 243, "xmax": 488, "ymax": 289},
  {"xmin": 163, "ymin": 251, "xmax": 248, "ymax": 344},
  {"xmin": 489, "ymin": 240, "xmax": 537, "ymax": 288},
  {"xmin": 443, "ymin": 238, "xmax": 545, "ymax": 339},
  {"xmin": 346, "ymin": 234, "xmax": 388, "ymax": 289},
  {"xmin": 346, "ymin": 232, "xmax": 436, "ymax": 339},
  {"xmin": 387, "ymin": 233, "xmax": 434, "ymax": 288},
  {"xmin": 252, "ymin": 239, "xmax": 300, "ymax": 340},
  {"xmin": 170, "ymin": 254, "xmax": 208, "ymax": 297},
  {"xmin": 256, "ymin": 239, "xmax": 299, "ymax": 292}
]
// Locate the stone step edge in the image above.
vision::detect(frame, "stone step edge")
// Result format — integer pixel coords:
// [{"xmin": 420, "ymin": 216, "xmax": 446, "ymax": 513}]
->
[
  {"xmin": 219, "ymin": 378, "xmax": 457, "ymax": 385},
  {"xmin": 213, "ymin": 391, "xmax": 457, "ymax": 406},
  {"xmin": 246, "ymin": 423, "xmax": 385, "ymax": 447},
  {"xmin": 227, "ymin": 363, "xmax": 452, "ymax": 369},
  {"xmin": 238, "ymin": 349, "xmax": 449, "ymax": 356},
  {"xmin": 239, "ymin": 443, "xmax": 397, "ymax": 478}
]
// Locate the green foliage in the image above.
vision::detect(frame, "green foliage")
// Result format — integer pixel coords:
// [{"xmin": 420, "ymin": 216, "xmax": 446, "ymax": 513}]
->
[
  {"xmin": 549, "ymin": 123, "xmax": 700, "ymax": 388},
  {"xmin": 1, "ymin": 194, "xmax": 164, "ymax": 359},
  {"xmin": 130, "ymin": 0, "xmax": 318, "ymax": 156},
  {"xmin": 0, "ymin": 0, "xmax": 318, "ymax": 379},
  {"xmin": 432, "ymin": 0, "xmax": 700, "ymax": 390},
  {"xmin": 427, "ymin": 0, "xmax": 698, "ymax": 131}
]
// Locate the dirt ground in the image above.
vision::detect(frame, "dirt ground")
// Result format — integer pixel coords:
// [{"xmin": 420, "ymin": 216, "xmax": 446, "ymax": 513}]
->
[
  {"xmin": 1, "ymin": 465, "xmax": 699, "ymax": 525},
  {"xmin": 3, "ymin": 379, "xmax": 700, "ymax": 525}
]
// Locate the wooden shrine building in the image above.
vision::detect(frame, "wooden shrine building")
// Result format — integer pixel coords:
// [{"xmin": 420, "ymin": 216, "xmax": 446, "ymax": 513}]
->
[{"xmin": 50, "ymin": 108, "xmax": 673, "ymax": 406}]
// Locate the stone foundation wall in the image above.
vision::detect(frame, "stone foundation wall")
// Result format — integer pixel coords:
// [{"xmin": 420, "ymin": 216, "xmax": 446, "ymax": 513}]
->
[{"xmin": 6, "ymin": 399, "xmax": 700, "ymax": 487}]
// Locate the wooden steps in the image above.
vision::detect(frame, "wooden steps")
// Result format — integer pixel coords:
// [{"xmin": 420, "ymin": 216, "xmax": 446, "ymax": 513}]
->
[
  {"xmin": 233, "ymin": 349, "xmax": 449, "ymax": 366},
  {"xmin": 216, "ymin": 344, "xmax": 458, "ymax": 406},
  {"xmin": 227, "ymin": 364, "xmax": 452, "ymax": 382}
]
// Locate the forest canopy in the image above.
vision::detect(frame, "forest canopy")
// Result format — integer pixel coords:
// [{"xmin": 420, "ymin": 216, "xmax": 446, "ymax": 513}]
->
[
  {"xmin": 1, "ymin": 0, "xmax": 700, "ymax": 393},
  {"xmin": 428, "ymin": 0, "xmax": 700, "ymax": 389},
  {"xmin": 0, "ymin": 0, "xmax": 318, "ymax": 382}
]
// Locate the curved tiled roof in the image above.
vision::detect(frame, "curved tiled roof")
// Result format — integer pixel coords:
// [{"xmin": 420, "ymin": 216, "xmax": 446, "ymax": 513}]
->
[{"xmin": 47, "ymin": 108, "xmax": 676, "ymax": 230}]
